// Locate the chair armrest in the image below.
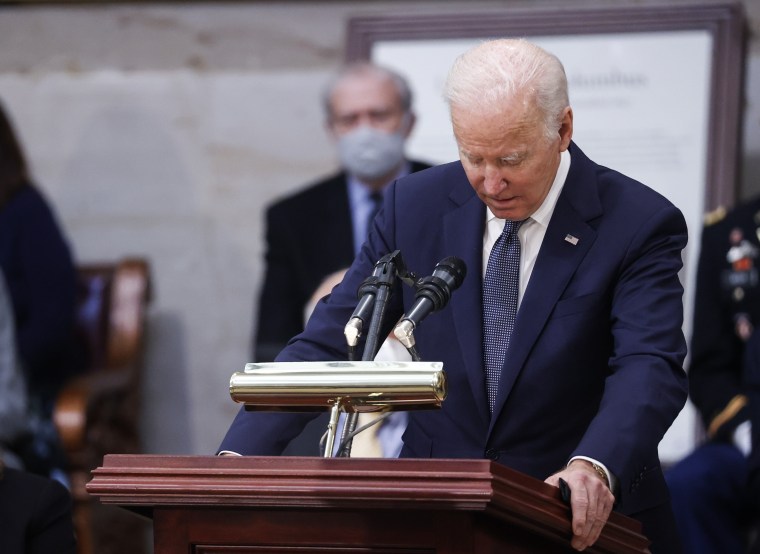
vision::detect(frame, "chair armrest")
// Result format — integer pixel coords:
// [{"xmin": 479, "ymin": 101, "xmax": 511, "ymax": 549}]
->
[{"xmin": 53, "ymin": 366, "xmax": 133, "ymax": 453}]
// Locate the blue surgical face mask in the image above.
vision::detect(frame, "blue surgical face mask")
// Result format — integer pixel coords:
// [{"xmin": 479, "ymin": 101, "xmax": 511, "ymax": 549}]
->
[{"xmin": 337, "ymin": 125, "xmax": 406, "ymax": 181}]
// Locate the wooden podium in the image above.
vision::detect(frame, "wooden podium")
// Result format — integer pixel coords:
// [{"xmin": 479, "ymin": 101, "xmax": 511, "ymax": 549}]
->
[{"xmin": 86, "ymin": 454, "xmax": 650, "ymax": 553}]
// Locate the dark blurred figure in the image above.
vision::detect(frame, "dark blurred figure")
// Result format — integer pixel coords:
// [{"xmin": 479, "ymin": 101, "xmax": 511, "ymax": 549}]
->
[
  {"xmin": 666, "ymin": 198, "xmax": 760, "ymax": 554},
  {"xmin": 0, "ymin": 100, "xmax": 84, "ymax": 480},
  {"xmin": 0, "ymin": 270, "xmax": 28, "ymax": 468},
  {"xmin": 0, "ymin": 462, "xmax": 77, "ymax": 554}
]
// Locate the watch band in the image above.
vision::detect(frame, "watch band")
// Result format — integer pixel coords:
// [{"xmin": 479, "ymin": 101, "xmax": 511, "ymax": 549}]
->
[{"xmin": 591, "ymin": 462, "xmax": 610, "ymax": 489}]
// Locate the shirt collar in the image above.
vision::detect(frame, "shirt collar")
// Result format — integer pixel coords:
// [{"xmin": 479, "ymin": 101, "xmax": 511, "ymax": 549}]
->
[{"xmin": 346, "ymin": 160, "xmax": 413, "ymax": 200}]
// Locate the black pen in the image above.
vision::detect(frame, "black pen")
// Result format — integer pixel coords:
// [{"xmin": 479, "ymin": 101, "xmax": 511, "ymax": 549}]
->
[{"xmin": 559, "ymin": 477, "xmax": 571, "ymax": 505}]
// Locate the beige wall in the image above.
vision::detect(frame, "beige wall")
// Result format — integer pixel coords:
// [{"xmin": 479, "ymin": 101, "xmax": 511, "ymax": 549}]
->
[{"xmin": 0, "ymin": 0, "xmax": 757, "ymax": 459}]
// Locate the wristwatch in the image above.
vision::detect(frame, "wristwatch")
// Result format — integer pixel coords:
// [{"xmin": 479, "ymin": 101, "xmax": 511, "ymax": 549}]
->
[{"xmin": 591, "ymin": 462, "xmax": 610, "ymax": 489}]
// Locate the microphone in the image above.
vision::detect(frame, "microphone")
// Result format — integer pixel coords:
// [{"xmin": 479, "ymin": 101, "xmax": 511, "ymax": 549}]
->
[
  {"xmin": 393, "ymin": 256, "xmax": 467, "ymax": 348},
  {"xmin": 344, "ymin": 275, "xmax": 380, "ymax": 347},
  {"xmin": 344, "ymin": 250, "xmax": 405, "ymax": 348}
]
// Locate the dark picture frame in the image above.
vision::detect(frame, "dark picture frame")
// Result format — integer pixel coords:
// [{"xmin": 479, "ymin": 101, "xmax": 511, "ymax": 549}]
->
[{"xmin": 347, "ymin": 1, "xmax": 745, "ymax": 211}]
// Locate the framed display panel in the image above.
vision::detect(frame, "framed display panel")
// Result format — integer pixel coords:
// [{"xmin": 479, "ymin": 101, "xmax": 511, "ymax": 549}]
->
[{"xmin": 346, "ymin": 2, "xmax": 745, "ymax": 461}]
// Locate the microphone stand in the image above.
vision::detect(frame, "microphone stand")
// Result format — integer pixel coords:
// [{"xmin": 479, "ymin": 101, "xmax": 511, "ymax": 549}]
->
[{"xmin": 337, "ymin": 251, "xmax": 401, "ymax": 457}]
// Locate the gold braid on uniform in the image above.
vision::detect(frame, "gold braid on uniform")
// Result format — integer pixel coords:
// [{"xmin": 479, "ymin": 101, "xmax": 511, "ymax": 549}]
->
[
  {"xmin": 707, "ymin": 394, "xmax": 748, "ymax": 438},
  {"xmin": 703, "ymin": 206, "xmax": 727, "ymax": 227}
]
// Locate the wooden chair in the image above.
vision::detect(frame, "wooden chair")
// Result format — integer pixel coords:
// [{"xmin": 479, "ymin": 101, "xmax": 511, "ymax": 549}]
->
[{"xmin": 53, "ymin": 258, "xmax": 152, "ymax": 554}]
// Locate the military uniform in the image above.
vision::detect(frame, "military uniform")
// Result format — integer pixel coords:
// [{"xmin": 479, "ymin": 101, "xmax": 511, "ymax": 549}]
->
[{"xmin": 666, "ymin": 197, "xmax": 760, "ymax": 554}]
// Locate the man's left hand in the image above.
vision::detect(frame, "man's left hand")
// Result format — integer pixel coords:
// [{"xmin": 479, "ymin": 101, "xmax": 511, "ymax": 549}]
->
[{"xmin": 545, "ymin": 459, "xmax": 615, "ymax": 551}]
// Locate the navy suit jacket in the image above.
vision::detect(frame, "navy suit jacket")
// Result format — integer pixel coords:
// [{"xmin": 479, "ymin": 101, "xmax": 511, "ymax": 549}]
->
[{"xmin": 221, "ymin": 143, "xmax": 688, "ymax": 518}]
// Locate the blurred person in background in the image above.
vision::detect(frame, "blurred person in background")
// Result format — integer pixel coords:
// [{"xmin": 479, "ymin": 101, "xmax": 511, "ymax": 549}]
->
[
  {"xmin": 0, "ymin": 99, "xmax": 85, "ymax": 481},
  {"xmin": 666, "ymin": 199, "xmax": 760, "ymax": 554},
  {"xmin": 253, "ymin": 61, "xmax": 431, "ymax": 364},
  {"xmin": 251, "ymin": 63, "xmax": 430, "ymax": 455},
  {"xmin": 0, "ymin": 270, "xmax": 28, "ymax": 469},
  {"xmin": 0, "ymin": 460, "xmax": 77, "ymax": 553}
]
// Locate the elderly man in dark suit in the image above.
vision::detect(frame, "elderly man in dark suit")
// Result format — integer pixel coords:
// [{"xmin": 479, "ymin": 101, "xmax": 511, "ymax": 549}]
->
[
  {"xmin": 252, "ymin": 63, "xmax": 430, "ymax": 456},
  {"xmin": 253, "ymin": 62, "xmax": 431, "ymax": 364},
  {"xmin": 223, "ymin": 39, "xmax": 688, "ymax": 552}
]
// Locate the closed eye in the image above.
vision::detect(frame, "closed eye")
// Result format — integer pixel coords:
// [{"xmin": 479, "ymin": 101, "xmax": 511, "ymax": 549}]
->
[
  {"xmin": 464, "ymin": 154, "xmax": 483, "ymax": 167},
  {"xmin": 500, "ymin": 155, "xmax": 524, "ymax": 167}
]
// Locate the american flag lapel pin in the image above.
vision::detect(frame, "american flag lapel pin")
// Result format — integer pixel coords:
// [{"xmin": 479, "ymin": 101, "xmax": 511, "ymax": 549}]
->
[{"xmin": 564, "ymin": 234, "xmax": 579, "ymax": 246}]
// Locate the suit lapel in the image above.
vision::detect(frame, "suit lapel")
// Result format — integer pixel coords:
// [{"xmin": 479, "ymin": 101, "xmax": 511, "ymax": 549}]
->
[
  {"xmin": 443, "ymin": 184, "xmax": 492, "ymax": 427},
  {"xmin": 488, "ymin": 144, "xmax": 603, "ymax": 431},
  {"xmin": 329, "ymin": 173, "xmax": 357, "ymax": 263}
]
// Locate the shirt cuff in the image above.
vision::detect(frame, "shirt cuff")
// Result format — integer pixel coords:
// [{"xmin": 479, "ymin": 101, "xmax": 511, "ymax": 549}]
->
[
  {"xmin": 569, "ymin": 455, "xmax": 617, "ymax": 493},
  {"xmin": 217, "ymin": 450, "xmax": 242, "ymax": 456}
]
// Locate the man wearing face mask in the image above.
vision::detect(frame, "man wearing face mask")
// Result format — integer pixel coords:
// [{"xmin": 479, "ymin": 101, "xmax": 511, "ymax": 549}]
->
[
  {"xmin": 252, "ymin": 63, "xmax": 429, "ymax": 456},
  {"xmin": 253, "ymin": 61, "xmax": 431, "ymax": 367}
]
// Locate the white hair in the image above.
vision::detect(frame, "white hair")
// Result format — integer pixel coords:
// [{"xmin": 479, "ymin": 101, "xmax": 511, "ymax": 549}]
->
[
  {"xmin": 322, "ymin": 62, "xmax": 413, "ymax": 120},
  {"xmin": 443, "ymin": 39, "xmax": 569, "ymax": 142}
]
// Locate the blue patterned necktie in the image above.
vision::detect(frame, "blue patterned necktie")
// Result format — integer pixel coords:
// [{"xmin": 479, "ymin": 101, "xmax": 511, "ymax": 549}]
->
[{"xmin": 483, "ymin": 219, "xmax": 524, "ymax": 412}]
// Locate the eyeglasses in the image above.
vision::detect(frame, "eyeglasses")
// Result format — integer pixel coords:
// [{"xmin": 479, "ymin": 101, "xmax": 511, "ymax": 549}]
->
[{"xmin": 330, "ymin": 108, "xmax": 405, "ymax": 133}]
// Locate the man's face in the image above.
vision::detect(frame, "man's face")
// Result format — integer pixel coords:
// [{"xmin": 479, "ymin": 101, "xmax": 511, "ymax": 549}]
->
[
  {"xmin": 327, "ymin": 74, "xmax": 409, "ymax": 138},
  {"xmin": 452, "ymin": 100, "xmax": 573, "ymax": 221}
]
